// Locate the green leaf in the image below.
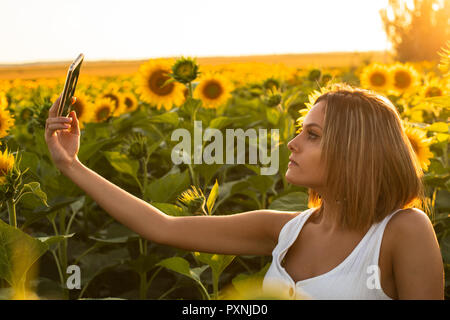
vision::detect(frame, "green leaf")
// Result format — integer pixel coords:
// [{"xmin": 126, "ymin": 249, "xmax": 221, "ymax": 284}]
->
[
  {"xmin": 266, "ymin": 108, "xmax": 280, "ymax": 125},
  {"xmin": 206, "ymin": 179, "xmax": 219, "ymax": 215},
  {"xmin": 149, "ymin": 112, "xmax": 180, "ymax": 127},
  {"xmin": 18, "ymin": 152, "xmax": 39, "ymax": 176},
  {"xmin": 21, "ymin": 196, "xmax": 80, "ymax": 230},
  {"xmin": 193, "ymin": 252, "xmax": 235, "ymax": 282},
  {"xmin": 22, "ymin": 182, "xmax": 49, "ymax": 207},
  {"xmin": 78, "ymin": 137, "xmax": 121, "ymax": 163},
  {"xmin": 151, "ymin": 202, "xmax": 188, "ymax": 216},
  {"xmin": 157, "ymin": 256, "xmax": 209, "ymax": 283},
  {"xmin": 268, "ymin": 191, "xmax": 309, "ymax": 211},
  {"xmin": 209, "ymin": 116, "xmax": 233, "ymax": 130},
  {"xmin": 103, "ymin": 151, "xmax": 139, "ymax": 179},
  {"xmin": 246, "ymin": 175, "xmax": 275, "ymax": 195},
  {"xmin": 147, "ymin": 138, "xmax": 164, "ymax": 158},
  {"xmin": 36, "ymin": 233, "xmax": 75, "ymax": 251},
  {"xmin": 157, "ymin": 257, "xmax": 191, "ymax": 278},
  {"xmin": 0, "ymin": 219, "xmax": 48, "ymax": 287},
  {"xmin": 215, "ymin": 179, "xmax": 254, "ymax": 209},
  {"xmin": 145, "ymin": 169, "xmax": 190, "ymax": 203}
]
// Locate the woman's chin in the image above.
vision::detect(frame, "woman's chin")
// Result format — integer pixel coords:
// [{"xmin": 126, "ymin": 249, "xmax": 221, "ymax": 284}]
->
[{"xmin": 285, "ymin": 170, "xmax": 300, "ymax": 185}]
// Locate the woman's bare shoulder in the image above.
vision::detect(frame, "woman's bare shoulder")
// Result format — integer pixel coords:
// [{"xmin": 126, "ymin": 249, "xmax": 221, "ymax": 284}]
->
[
  {"xmin": 384, "ymin": 207, "xmax": 441, "ymax": 263},
  {"xmin": 384, "ymin": 208, "xmax": 444, "ymax": 299},
  {"xmin": 264, "ymin": 208, "xmax": 314, "ymax": 244},
  {"xmin": 386, "ymin": 208, "xmax": 434, "ymax": 237}
]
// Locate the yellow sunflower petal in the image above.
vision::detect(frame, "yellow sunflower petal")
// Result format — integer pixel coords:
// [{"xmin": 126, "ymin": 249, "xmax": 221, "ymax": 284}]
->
[
  {"xmin": 360, "ymin": 63, "xmax": 390, "ymax": 92},
  {"xmin": 136, "ymin": 59, "xmax": 185, "ymax": 111},
  {"xmin": 92, "ymin": 98, "xmax": 115, "ymax": 123},
  {"xmin": 389, "ymin": 63, "xmax": 421, "ymax": 95},
  {"xmin": 0, "ymin": 108, "xmax": 15, "ymax": 139},
  {"xmin": 404, "ymin": 125, "xmax": 435, "ymax": 172},
  {"xmin": 193, "ymin": 72, "xmax": 234, "ymax": 109}
]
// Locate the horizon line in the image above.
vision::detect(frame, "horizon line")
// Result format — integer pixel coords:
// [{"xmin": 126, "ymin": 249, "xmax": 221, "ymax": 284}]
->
[{"xmin": 0, "ymin": 49, "xmax": 390, "ymax": 67}]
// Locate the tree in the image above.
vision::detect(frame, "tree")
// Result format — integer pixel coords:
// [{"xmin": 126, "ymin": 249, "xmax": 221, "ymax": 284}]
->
[{"xmin": 380, "ymin": 0, "xmax": 450, "ymax": 62}]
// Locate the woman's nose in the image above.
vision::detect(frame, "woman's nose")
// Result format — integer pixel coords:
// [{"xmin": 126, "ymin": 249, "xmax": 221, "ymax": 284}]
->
[{"xmin": 287, "ymin": 135, "xmax": 299, "ymax": 152}]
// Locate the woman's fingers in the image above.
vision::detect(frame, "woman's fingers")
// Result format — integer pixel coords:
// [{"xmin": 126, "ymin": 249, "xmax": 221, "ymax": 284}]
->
[
  {"xmin": 46, "ymin": 117, "xmax": 73, "ymax": 125},
  {"xmin": 45, "ymin": 117, "xmax": 73, "ymax": 135},
  {"xmin": 47, "ymin": 123, "xmax": 71, "ymax": 130}
]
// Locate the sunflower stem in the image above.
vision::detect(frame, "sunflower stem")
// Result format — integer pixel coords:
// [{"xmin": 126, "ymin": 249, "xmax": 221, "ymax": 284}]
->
[
  {"xmin": 188, "ymin": 82, "xmax": 193, "ymax": 99},
  {"xmin": 7, "ymin": 199, "xmax": 17, "ymax": 228}
]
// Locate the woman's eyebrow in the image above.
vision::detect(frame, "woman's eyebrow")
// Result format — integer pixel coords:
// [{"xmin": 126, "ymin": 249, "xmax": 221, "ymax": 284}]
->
[{"xmin": 304, "ymin": 123, "xmax": 322, "ymax": 130}]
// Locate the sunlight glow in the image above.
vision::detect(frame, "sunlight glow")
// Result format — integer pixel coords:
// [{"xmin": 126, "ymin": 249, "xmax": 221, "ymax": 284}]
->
[{"xmin": 0, "ymin": 0, "xmax": 390, "ymax": 64}]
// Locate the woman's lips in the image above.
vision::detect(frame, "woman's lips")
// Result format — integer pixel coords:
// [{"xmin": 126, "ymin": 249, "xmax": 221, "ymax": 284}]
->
[{"xmin": 288, "ymin": 158, "xmax": 299, "ymax": 167}]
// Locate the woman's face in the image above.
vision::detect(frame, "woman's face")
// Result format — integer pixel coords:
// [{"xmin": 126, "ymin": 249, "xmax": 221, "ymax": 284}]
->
[{"xmin": 286, "ymin": 100, "xmax": 327, "ymax": 190}]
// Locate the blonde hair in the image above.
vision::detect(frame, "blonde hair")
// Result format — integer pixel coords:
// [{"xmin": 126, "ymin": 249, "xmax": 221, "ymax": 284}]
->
[{"xmin": 307, "ymin": 84, "xmax": 429, "ymax": 232}]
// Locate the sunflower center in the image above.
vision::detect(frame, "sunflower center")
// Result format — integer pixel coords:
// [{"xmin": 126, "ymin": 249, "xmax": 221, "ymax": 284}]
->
[
  {"xmin": 394, "ymin": 71, "xmax": 412, "ymax": 89},
  {"xmin": 203, "ymin": 80, "xmax": 223, "ymax": 99},
  {"xmin": 124, "ymin": 97, "xmax": 134, "ymax": 109},
  {"xmin": 425, "ymin": 86, "xmax": 442, "ymax": 97},
  {"xmin": 103, "ymin": 94, "xmax": 119, "ymax": 110},
  {"xmin": 148, "ymin": 69, "xmax": 174, "ymax": 96},
  {"xmin": 73, "ymin": 100, "xmax": 84, "ymax": 118},
  {"xmin": 96, "ymin": 106, "xmax": 110, "ymax": 121},
  {"xmin": 369, "ymin": 72, "xmax": 386, "ymax": 87}
]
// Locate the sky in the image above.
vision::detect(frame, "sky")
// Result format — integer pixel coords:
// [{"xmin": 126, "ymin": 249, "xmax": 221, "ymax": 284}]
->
[{"xmin": 0, "ymin": 0, "xmax": 391, "ymax": 64}]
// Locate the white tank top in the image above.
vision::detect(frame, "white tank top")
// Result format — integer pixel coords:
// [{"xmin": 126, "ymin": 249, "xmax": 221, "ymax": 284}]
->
[{"xmin": 262, "ymin": 207, "xmax": 406, "ymax": 300}]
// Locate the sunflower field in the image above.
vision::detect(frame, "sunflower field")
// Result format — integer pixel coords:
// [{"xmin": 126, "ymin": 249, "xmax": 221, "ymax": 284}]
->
[{"xmin": 0, "ymin": 48, "xmax": 448, "ymax": 300}]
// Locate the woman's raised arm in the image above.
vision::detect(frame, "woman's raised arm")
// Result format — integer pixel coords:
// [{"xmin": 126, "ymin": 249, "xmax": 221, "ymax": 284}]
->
[{"xmin": 45, "ymin": 97, "xmax": 295, "ymax": 256}]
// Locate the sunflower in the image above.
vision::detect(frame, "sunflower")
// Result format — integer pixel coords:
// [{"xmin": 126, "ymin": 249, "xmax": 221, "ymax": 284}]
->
[
  {"xmin": 170, "ymin": 57, "xmax": 199, "ymax": 84},
  {"xmin": 71, "ymin": 93, "xmax": 94, "ymax": 128},
  {"xmin": 0, "ymin": 108, "xmax": 15, "ymax": 139},
  {"xmin": 122, "ymin": 93, "xmax": 139, "ymax": 113},
  {"xmin": 177, "ymin": 185, "xmax": 206, "ymax": 215},
  {"xmin": 136, "ymin": 59, "xmax": 185, "ymax": 111},
  {"xmin": 389, "ymin": 63, "xmax": 420, "ymax": 95},
  {"xmin": 360, "ymin": 63, "xmax": 390, "ymax": 92},
  {"xmin": 420, "ymin": 76, "xmax": 449, "ymax": 98},
  {"xmin": 404, "ymin": 125, "xmax": 434, "ymax": 172},
  {"xmin": 92, "ymin": 98, "xmax": 115, "ymax": 123},
  {"xmin": 193, "ymin": 72, "xmax": 234, "ymax": 109},
  {"xmin": 101, "ymin": 91, "xmax": 123, "ymax": 117},
  {"xmin": 0, "ymin": 148, "xmax": 15, "ymax": 185}
]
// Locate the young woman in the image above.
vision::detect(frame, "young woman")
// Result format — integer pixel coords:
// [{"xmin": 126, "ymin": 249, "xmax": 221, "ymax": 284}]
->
[{"xmin": 44, "ymin": 85, "xmax": 444, "ymax": 300}]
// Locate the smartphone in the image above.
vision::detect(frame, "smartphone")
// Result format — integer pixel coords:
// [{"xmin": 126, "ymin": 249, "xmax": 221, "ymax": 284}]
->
[{"xmin": 57, "ymin": 53, "xmax": 84, "ymax": 117}]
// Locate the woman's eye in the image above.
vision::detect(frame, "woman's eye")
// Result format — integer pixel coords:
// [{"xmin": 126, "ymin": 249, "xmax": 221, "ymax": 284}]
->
[
  {"xmin": 297, "ymin": 128, "xmax": 319, "ymax": 140},
  {"xmin": 308, "ymin": 131, "xmax": 318, "ymax": 140}
]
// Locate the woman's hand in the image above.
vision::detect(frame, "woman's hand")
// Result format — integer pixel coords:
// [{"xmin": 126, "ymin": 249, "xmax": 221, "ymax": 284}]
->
[{"xmin": 44, "ymin": 95, "xmax": 80, "ymax": 172}]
